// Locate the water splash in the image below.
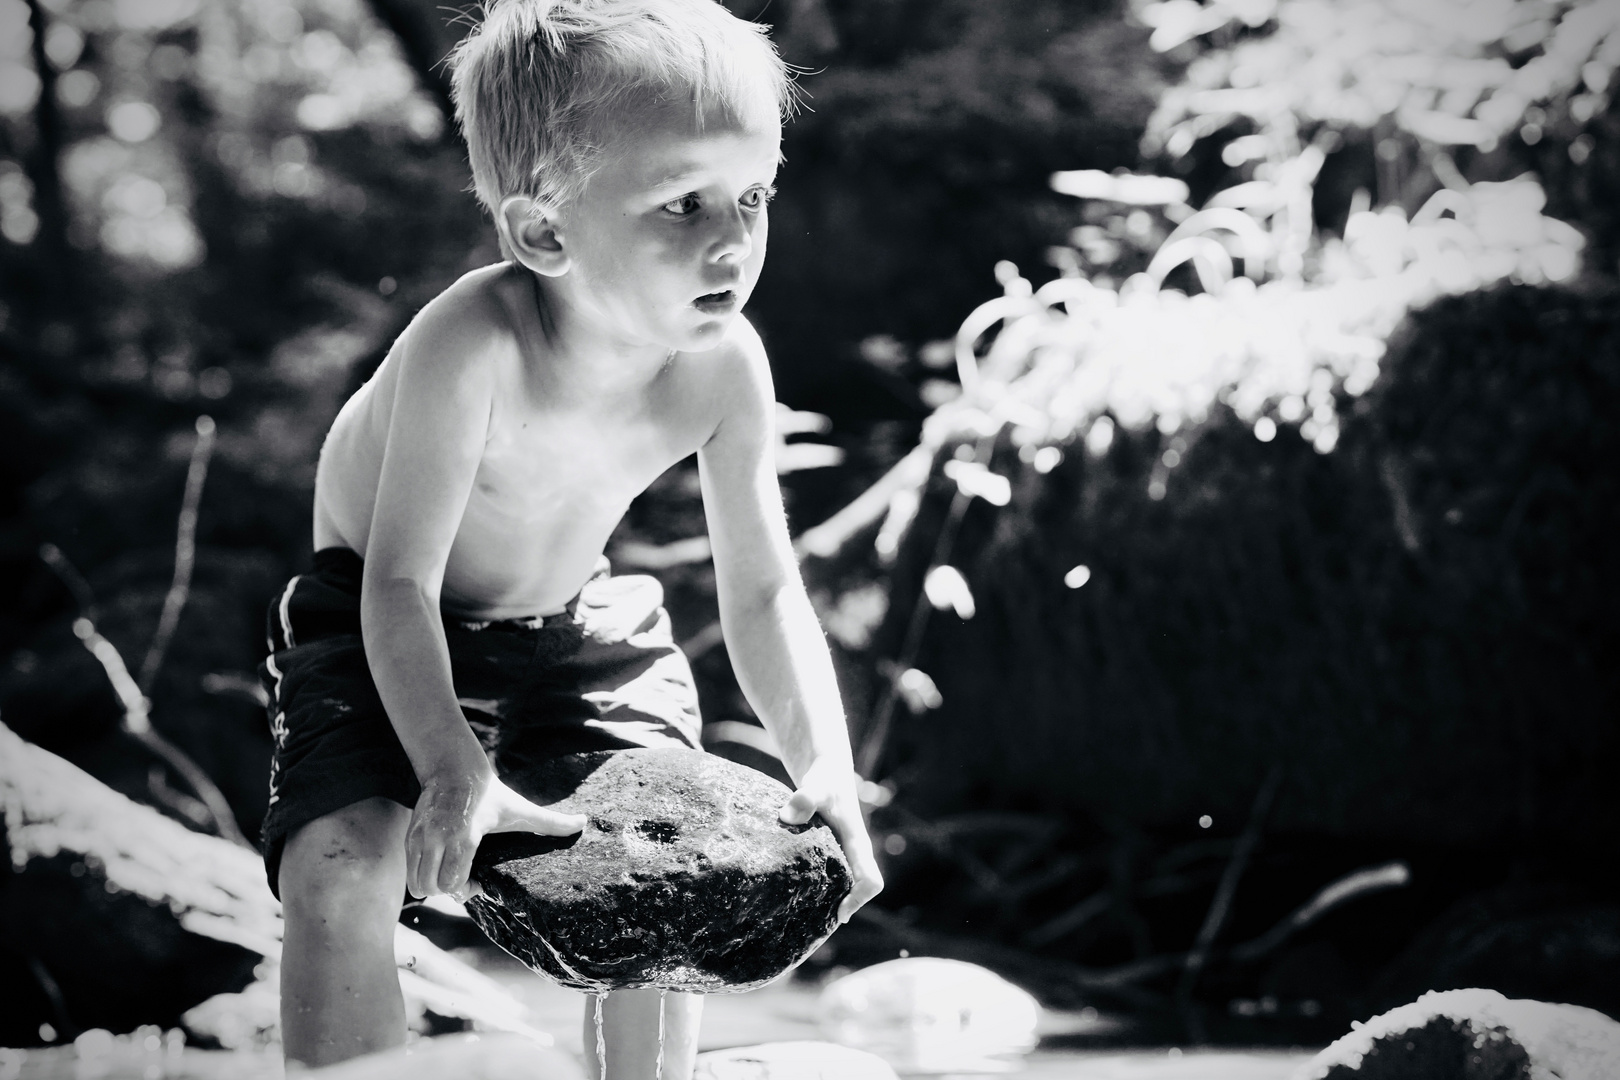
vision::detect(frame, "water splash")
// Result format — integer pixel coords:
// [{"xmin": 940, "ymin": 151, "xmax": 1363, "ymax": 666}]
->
[
  {"xmin": 594, "ymin": 991, "xmax": 608, "ymax": 1080},
  {"xmin": 655, "ymin": 988, "xmax": 667, "ymax": 1080}
]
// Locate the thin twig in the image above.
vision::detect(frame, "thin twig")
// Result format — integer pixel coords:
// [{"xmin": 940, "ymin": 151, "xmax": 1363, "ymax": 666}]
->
[
  {"xmin": 38, "ymin": 543, "xmax": 95, "ymax": 620},
  {"xmin": 26, "ymin": 956, "xmax": 77, "ymax": 1041},
  {"xmin": 139, "ymin": 415, "xmax": 216, "ymax": 695},
  {"xmin": 1228, "ymin": 860, "xmax": 1410, "ymax": 962},
  {"xmin": 1176, "ymin": 766, "xmax": 1282, "ymax": 1040},
  {"xmin": 70, "ymin": 617, "xmax": 252, "ymax": 849},
  {"xmin": 40, "ymin": 541, "xmax": 251, "ymax": 849},
  {"xmin": 856, "ymin": 434, "xmax": 998, "ymax": 778}
]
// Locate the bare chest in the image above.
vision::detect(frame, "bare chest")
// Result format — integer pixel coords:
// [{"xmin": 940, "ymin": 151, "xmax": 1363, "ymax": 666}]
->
[{"xmin": 467, "ymin": 385, "xmax": 710, "ymax": 530}]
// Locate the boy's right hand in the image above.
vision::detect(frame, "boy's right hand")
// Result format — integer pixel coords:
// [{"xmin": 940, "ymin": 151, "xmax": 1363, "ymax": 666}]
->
[{"xmin": 405, "ymin": 765, "xmax": 587, "ymax": 902}]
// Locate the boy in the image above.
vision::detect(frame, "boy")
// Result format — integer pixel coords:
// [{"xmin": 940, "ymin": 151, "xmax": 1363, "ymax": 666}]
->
[{"xmin": 257, "ymin": 0, "xmax": 882, "ymax": 1073}]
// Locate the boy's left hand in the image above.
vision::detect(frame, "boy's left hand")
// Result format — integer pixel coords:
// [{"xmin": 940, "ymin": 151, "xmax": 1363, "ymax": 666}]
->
[{"xmin": 777, "ymin": 757, "xmax": 884, "ymax": 923}]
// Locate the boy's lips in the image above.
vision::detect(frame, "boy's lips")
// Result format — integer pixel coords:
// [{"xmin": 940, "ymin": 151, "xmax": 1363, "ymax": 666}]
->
[{"xmin": 693, "ymin": 289, "xmax": 738, "ymax": 313}]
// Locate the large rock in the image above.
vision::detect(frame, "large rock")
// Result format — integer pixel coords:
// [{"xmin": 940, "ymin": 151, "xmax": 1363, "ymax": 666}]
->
[
  {"xmin": 467, "ymin": 748, "xmax": 851, "ymax": 992},
  {"xmin": 816, "ymin": 958, "xmax": 1039, "ymax": 1074},
  {"xmin": 1295, "ymin": 988, "xmax": 1620, "ymax": 1080}
]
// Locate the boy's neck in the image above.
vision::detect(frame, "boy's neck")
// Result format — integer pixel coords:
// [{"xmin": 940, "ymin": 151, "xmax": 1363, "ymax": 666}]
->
[{"xmin": 506, "ymin": 264, "xmax": 677, "ymax": 398}]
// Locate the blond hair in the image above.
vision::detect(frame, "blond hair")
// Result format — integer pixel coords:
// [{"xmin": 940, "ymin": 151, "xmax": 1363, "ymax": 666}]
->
[{"xmin": 449, "ymin": 0, "xmax": 793, "ymax": 215}]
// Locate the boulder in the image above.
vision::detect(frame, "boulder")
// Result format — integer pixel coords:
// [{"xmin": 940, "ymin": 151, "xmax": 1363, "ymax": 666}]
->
[
  {"xmin": 816, "ymin": 957, "xmax": 1039, "ymax": 1073},
  {"xmin": 1296, "ymin": 988, "xmax": 1620, "ymax": 1080},
  {"xmin": 695, "ymin": 1041, "xmax": 898, "ymax": 1080},
  {"xmin": 467, "ymin": 748, "xmax": 851, "ymax": 992}
]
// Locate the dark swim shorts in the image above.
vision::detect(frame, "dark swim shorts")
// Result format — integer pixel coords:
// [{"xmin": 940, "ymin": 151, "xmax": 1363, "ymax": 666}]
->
[{"xmin": 257, "ymin": 547, "xmax": 702, "ymax": 897}]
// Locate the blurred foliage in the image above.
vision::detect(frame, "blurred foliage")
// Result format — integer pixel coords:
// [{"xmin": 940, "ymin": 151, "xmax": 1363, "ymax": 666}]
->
[
  {"xmin": 0, "ymin": 0, "xmax": 493, "ymax": 839},
  {"xmin": 770, "ymin": 0, "xmax": 1620, "ymax": 1023},
  {"xmin": 752, "ymin": 0, "xmax": 1171, "ymax": 412}
]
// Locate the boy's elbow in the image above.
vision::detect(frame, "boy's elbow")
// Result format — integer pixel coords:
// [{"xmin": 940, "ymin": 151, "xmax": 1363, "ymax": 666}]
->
[
  {"xmin": 722, "ymin": 574, "xmax": 803, "ymax": 625},
  {"xmin": 361, "ymin": 574, "xmax": 437, "ymax": 619}
]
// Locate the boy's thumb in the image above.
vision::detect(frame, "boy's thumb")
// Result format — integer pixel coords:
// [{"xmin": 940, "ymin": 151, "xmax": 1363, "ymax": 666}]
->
[
  {"xmin": 777, "ymin": 788, "xmax": 818, "ymax": 826},
  {"xmin": 500, "ymin": 804, "xmax": 588, "ymax": 836}
]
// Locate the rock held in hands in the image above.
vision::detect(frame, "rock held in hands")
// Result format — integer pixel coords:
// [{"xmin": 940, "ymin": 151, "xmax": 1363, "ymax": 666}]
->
[{"xmin": 467, "ymin": 747, "xmax": 851, "ymax": 993}]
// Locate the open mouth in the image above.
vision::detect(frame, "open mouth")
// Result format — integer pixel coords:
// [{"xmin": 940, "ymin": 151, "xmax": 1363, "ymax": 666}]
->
[{"xmin": 694, "ymin": 290, "xmax": 737, "ymax": 309}]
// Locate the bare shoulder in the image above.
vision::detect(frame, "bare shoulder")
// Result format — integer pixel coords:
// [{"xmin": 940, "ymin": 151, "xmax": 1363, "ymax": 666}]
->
[
  {"xmin": 696, "ymin": 315, "xmax": 775, "ymax": 432},
  {"xmin": 397, "ymin": 263, "xmax": 519, "ymax": 371}
]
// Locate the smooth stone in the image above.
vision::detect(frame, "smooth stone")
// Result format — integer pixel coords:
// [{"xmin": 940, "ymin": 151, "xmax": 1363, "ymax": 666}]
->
[
  {"xmin": 817, "ymin": 957, "xmax": 1040, "ymax": 1073},
  {"xmin": 1297, "ymin": 988, "xmax": 1620, "ymax": 1080},
  {"xmin": 695, "ymin": 1041, "xmax": 898, "ymax": 1080},
  {"xmin": 467, "ymin": 747, "xmax": 851, "ymax": 992}
]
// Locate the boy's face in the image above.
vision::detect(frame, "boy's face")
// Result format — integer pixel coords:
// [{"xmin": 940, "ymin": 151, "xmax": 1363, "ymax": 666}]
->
[{"xmin": 551, "ymin": 97, "xmax": 781, "ymax": 354}]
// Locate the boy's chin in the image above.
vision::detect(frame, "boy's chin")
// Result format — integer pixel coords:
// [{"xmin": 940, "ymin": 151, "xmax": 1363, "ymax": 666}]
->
[{"xmin": 671, "ymin": 311, "xmax": 739, "ymax": 351}]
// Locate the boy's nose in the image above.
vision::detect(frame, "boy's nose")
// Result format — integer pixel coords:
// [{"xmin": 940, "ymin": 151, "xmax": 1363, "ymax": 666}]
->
[{"xmin": 707, "ymin": 202, "xmax": 753, "ymax": 264}]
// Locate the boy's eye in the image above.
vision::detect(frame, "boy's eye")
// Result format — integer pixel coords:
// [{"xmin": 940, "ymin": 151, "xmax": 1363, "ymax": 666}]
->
[
  {"xmin": 661, "ymin": 194, "xmax": 701, "ymax": 216},
  {"xmin": 739, "ymin": 185, "xmax": 777, "ymax": 211}
]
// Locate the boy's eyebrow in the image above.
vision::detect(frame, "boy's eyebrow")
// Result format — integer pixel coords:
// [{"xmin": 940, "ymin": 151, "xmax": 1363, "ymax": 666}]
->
[
  {"xmin": 644, "ymin": 154, "xmax": 781, "ymax": 191},
  {"xmin": 649, "ymin": 166, "xmax": 705, "ymax": 188}
]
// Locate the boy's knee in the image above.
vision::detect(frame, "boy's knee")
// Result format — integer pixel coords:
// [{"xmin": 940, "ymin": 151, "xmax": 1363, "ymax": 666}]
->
[{"xmin": 280, "ymin": 797, "xmax": 408, "ymax": 928}]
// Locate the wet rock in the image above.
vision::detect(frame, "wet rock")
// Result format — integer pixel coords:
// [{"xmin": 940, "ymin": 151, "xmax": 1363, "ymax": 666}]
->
[
  {"xmin": 1298, "ymin": 988, "xmax": 1620, "ymax": 1080},
  {"xmin": 817, "ymin": 957, "xmax": 1039, "ymax": 1073},
  {"xmin": 695, "ymin": 1041, "xmax": 897, "ymax": 1080},
  {"xmin": 467, "ymin": 748, "xmax": 851, "ymax": 992}
]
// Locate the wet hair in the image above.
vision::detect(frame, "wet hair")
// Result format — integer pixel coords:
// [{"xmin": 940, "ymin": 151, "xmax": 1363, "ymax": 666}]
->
[{"xmin": 448, "ymin": 0, "xmax": 794, "ymax": 216}]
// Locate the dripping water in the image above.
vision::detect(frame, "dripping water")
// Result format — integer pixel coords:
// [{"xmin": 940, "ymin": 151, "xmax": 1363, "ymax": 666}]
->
[
  {"xmin": 594, "ymin": 991, "xmax": 608, "ymax": 1080},
  {"xmin": 654, "ymin": 988, "xmax": 668, "ymax": 1080}
]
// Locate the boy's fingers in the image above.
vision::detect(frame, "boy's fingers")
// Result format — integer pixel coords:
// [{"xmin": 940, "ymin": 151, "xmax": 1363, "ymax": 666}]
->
[
  {"xmin": 404, "ymin": 831, "xmax": 427, "ymax": 899},
  {"xmin": 414, "ymin": 839, "xmax": 446, "ymax": 898},
  {"xmin": 838, "ymin": 868, "xmax": 884, "ymax": 924},
  {"xmin": 438, "ymin": 836, "xmax": 475, "ymax": 896},
  {"xmin": 816, "ymin": 803, "xmax": 883, "ymax": 923},
  {"xmin": 492, "ymin": 802, "xmax": 588, "ymax": 837},
  {"xmin": 837, "ymin": 841, "xmax": 885, "ymax": 922},
  {"xmin": 777, "ymin": 788, "xmax": 819, "ymax": 826},
  {"xmin": 447, "ymin": 880, "xmax": 485, "ymax": 904}
]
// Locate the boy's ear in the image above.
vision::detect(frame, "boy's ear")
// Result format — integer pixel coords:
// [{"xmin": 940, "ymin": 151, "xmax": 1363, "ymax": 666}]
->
[{"xmin": 499, "ymin": 195, "xmax": 570, "ymax": 277}]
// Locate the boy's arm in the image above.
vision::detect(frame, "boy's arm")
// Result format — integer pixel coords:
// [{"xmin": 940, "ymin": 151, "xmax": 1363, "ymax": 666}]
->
[
  {"xmin": 361, "ymin": 296, "xmax": 584, "ymax": 902},
  {"xmin": 696, "ymin": 321, "xmax": 883, "ymax": 922}
]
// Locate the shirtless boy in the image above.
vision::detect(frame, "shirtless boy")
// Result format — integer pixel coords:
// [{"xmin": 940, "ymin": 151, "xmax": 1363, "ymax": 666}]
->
[{"xmin": 256, "ymin": 1, "xmax": 882, "ymax": 1073}]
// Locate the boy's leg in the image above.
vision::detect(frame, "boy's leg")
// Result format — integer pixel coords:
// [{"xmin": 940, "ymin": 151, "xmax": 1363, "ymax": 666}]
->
[
  {"xmin": 278, "ymin": 796, "xmax": 412, "ymax": 1070},
  {"xmin": 581, "ymin": 989, "xmax": 704, "ymax": 1080}
]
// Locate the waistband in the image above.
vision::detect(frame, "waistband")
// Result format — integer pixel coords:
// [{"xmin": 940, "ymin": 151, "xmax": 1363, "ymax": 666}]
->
[{"xmin": 309, "ymin": 547, "xmax": 581, "ymax": 632}]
